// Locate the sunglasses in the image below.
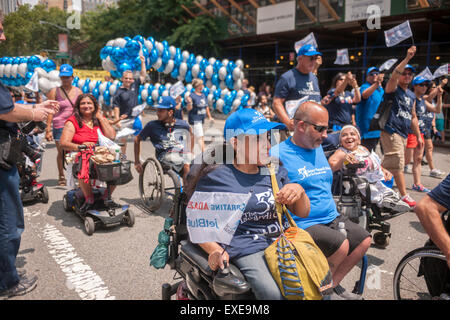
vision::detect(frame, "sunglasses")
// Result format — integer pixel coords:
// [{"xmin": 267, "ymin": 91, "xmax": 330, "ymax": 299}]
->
[
  {"xmin": 369, "ymin": 72, "xmax": 379, "ymax": 76},
  {"xmin": 295, "ymin": 119, "xmax": 328, "ymax": 133},
  {"xmin": 416, "ymin": 83, "xmax": 428, "ymax": 87},
  {"xmin": 401, "ymin": 72, "xmax": 413, "ymax": 76}
]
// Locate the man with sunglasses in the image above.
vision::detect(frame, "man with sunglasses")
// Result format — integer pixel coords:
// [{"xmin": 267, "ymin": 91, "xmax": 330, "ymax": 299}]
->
[
  {"xmin": 271, "ymin": 101, "xmax": 371, "ymax": 300},
  {"xmin": 355, "ymin": 67, "xmax": 385, "ymax": 152},
  {"xmin": 380, "ymin": 45, "xmax": 421, "ymax": 209},
  {"xmin": 273, "ymin": 44, "xmax": 322, "ymax": 139}
]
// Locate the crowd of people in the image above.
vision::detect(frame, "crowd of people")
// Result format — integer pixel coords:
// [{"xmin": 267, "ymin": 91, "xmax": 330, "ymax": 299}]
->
[{"xmin": 0, "ymin": 9, "xmax": 449, "ymax": 301}]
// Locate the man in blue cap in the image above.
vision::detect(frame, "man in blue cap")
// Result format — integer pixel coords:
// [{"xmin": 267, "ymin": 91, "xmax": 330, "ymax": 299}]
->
[
  {"xmin": 355, "ymin": 66, "xmax": 385, "ymax": 152},
  {"xmin": 380, "ymin": 45, "xmax": 421, "ymax": 209},
  {"xmin": 273, "ymin": 44, "xmax": 322, "ymax": 138},
  {"xmin": 133, "ymin": 96, "xmax": 193, "ymax": 182}
]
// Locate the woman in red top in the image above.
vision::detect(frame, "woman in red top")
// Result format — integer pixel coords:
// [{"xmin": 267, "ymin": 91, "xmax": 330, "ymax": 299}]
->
[{"xmin": 60, "ymin": 94, "xmax": 116, "ymax": 209}]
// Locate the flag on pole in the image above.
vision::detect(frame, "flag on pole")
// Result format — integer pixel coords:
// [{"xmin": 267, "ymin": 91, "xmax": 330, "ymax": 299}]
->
[
  {"xmin": 294, "ymin": 32, "xmax": 318, "ymax": 53},
  {"xmin": 379, "ymin": 58, "xmax": 398, "ymax": 71},
  {"xmin": 384, "ymin": 21, "xmax": 413, "ymax": 47},
  {"xmin": 169, "ymin": 81, "xmax": 186, "ymax": 98},
  {"xmin": 25, "ymin": 72, "xmax": 39, "ymax": 92},
  {"xmin": 432, "ymin": 64, "xmax": 449, "ymax": 79},
  {"xmin": 334, "ymin": 49, "xmax": 349, "ymax": 65},
  {"xmin": 417, "ymin": 67, "xmax": 433, "ymax": 81}
]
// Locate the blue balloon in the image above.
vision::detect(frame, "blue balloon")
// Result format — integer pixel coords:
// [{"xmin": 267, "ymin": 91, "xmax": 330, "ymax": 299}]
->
[
  {"xmin": 225, "ymin": 74, "xmax": 234, "ymax": 89},
  {"xmin": 198, "ymin": 71, "xmax": 206, "ymax": 82},
  {"xmin": 125, "ymin": 40, "xmax": 141, "ymax": 58},
  {"xmin": 202, "ymin": 87, "xmax": 210, "ymax": 96},
  {"xmin": 162, "ymin": 49, "xmax": 170, "ymax": 64},
  {"xmin": 227, "ymin": 61, "xmax": 236, "ymax": 74},
  {"xmin": 42, "ymin": 58, "xmax": 56, "ymax": 72},
  {"xmin": 110, "ymin": 70, "xmax": 121, "ymax": 79},
  {"xmin": 100, "ymin": 47, "xmax": 109, "ymax": 60},
  {"xmin": 150, "ymin": 49, "xmax": 158, "ymax": 64},
  {"xmin": 213, "ymin": 89, "xmax": 221, "ymax": 99},
  {"xmin": 138, "ymin": 94, "xmax": 143, "ymax": 105},
  {"xmin": 185, "ymin": 70, "xmax": 193, "ymax": 83},
  {"xmin": 212, "ymin": 73, "xmax": 220, "ymax": 87},
  {"xmin": 133, "ymin": 35, "xmax": 145, "ymax": 44},
  {"xmin": 141, "ymin": 46, "xmax": 149, "ymax": 58},
  {"xmin": 132, "ymin": 56, "xmax": 142, "ymax": 70},
  {"xmin": 213, "ymin": 61, "xmax": 222, "ymax": 72},
  {"xmin": 13, "ymin": 57, "xmax": 21, "ymax": 65},
  {"xmin": 20, "ymin": 57, "xmax": 28, "ymax": 64},
  {"xmin": 200, "ymin": 59, "xmax": 208, "ymax": 71},
  {"xmin": 157, "ymin": 62, "xmax": 166, "ymax": 73},
  {"xmin": 103, "ymin": 89, "xmax": 111, "ymax": 101},
  {"xmin": 147, "ymin": 36, "xmax": 155, "ymax": 45},
  {"xmin": 92, "ymin": 88, "xmax": 100, "ymax": 99},
  {"xmin": 25, "ymin": 71, "xmax": 33, "ymax": 82},
  {"xmin": 146, "ymin": 96, "xmax": 153, "ymax": 106},
  {"xmin": 158, "ymin": 85, "xmax": 166, "ymax": 96},
  {"xmin": 171, "ymin": 68, "xmax": 179, "ymax": 79},
  {"xmin": 124, "ymin": 36, "xmax": 131, "ymax": 41},
  {"xmin": 162, "ymin": 40, "xmax": 169, "ymax": 48},
  {"xmin": 27, "ymin": 56, "xmax": 41, "ymax": 72},
  {"xmin": 147, "ymin": 84, "xmax": 154, "ymax": 93},
  {"xmin": 241, "ymin": 94, "xmax": 250, "ymax": 106},
  {"xmin": 111, "ymin": 47, "xmax": 125, "ymax": 65},
  {"xmin": 118, "ymin": 61, "xmax": 132, "ymax": 74},
  {"xmin": 231, "ymin": 90, "xmax": 237, "ymax": 99}
]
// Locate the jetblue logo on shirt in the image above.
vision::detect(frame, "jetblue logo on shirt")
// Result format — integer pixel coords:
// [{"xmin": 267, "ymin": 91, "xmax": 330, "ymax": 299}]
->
[
  {"xmin": 297, "ymin": 166, "xmax": 331, "ymax": 180},
  {"xmin": 298, "ymin": 81, "xmax": 320, "ymax": 97}
]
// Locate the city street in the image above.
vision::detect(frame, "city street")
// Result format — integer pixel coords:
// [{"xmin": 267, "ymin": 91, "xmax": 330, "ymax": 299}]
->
[{"xmin": 11, "ymin": 110, "xmax": 450, "ymax": 300}]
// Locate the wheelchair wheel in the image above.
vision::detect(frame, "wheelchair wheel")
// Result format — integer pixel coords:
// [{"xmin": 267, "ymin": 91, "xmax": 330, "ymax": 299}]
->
[
  {"xmin": 139, "ymin": 157, "xmax": 165, "ymax": 212},
  {"xmin": 393, "ymin": 247, "xmax": 447, "ymax": 300},
  {"xmin": 84, "ymin": 216, "xmax": 95, "ymax": 236}
]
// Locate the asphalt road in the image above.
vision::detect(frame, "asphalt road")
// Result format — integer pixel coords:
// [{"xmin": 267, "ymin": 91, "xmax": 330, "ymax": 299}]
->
[{"xmin": 10, "ymin": 110, "xmax": 450, "ymax": 300}]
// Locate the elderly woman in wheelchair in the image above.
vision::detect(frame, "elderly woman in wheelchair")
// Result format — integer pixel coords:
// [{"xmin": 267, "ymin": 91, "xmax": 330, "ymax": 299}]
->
[
  {"xmin": 183, "ymin": 109, "xmax": 310, "ymax": 300},
  {"xmin": 328, "ymin": 125, "xmax": 410, "ymax": 214}
]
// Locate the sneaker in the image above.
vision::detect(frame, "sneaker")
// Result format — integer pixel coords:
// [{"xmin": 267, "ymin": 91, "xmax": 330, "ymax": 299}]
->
[
  {"xmin": 412, "ymin": 184, "xmax": 431, "ymax": 193},
  {"xmin": 430, "ymin": 169, "xmax": 446, "ymax": 179},
  {"xmin": 381, "ymin": 197, "xmax": 411, "ymax": 213},
  {"xmin": 401, "ymin": 194, "xmax": 417, "ymax": 208},
  {"xmin": 333, "ymin": 284, "xmax": 363, "ymax": 300},
  {"xmin": 0, "ymin": 275, "xmax": 37, "ymax": 300}
]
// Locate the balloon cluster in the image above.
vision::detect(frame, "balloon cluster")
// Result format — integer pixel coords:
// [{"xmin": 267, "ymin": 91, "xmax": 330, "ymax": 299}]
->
[
  {"xmin": 100, "ymin": 36, "xmax": 249, "ymax": 114},
  {"xmin": 0, "ymin": 55, "xmax": 58, "ymax": 92}
]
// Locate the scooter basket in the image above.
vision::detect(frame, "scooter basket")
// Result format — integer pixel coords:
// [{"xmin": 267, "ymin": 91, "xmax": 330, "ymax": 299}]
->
[
  {"xmin": 91, "ymin": 161, "xmax": 122, "ymax": 182},
  {"xmin": 114, "ymin": 160, "xmax": 133, "ymax": 185}
]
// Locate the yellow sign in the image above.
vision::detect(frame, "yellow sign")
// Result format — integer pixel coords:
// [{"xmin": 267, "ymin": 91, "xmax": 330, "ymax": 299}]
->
[{"xmin": 73, "ymin": 69, "xmax": 110, "ymax": 81}]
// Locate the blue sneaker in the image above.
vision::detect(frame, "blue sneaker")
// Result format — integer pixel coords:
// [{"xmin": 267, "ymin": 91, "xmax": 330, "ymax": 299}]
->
[{"xmin": 412, "ymin": 184, "xmax": 431, "ymax": 193}]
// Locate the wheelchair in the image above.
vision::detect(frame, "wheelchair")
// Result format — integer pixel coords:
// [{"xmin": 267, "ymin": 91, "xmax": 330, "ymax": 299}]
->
[
  {"xmin": 138, "ymin": 155, "xmax": 183, "ymax": 212},
  {"xmin": 393, "ymin": 211, "xmax": 449, "ymax": 300}
]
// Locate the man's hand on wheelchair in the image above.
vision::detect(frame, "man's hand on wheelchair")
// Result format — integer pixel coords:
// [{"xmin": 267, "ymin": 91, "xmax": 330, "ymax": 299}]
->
[
  {"xmin": 134, "ymin": 161, "xmax": 143, "ymax": 174},
  {"xmin": 344, "ymin": 153, "xmax": 358, "ymax": 165},
  {"xmin": 208, "ymin": 249, "xmax": 229, "ymax": 271}
]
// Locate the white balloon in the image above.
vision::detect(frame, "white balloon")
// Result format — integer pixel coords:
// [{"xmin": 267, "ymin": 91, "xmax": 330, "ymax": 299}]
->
[
  {"xmin": 141, "ymin": 89, "xmax": 148, "ymax": 101},
  {"xmin": 215, "ymin": 98, "xmax": 224, "ymax": 112},
  {"xmin": 48, "ymin": 70, "xmax": 60, "ymax": 82},
  {"xmin": 99, "ymin": 82, "xmax": 107, "ymax": 94},
  {"xmin": 105, "ymin": 56, "xmax": 116, "ymax": 71},
  {"xmin": 186, "ymin": 84, "xmax": 193, "ymax": 92},
  {"xmin": 208, "ymin": 57, "xmax": 216, "ymax": 65},
  {"xmin": 154, "ymin": 83, "xmax": 161, "ymax": 90},
  {"xmin": 4, "ymin": 64, "xmax": 12, "ymax": 77},
  {"xmin": 232, "ymin": 67, "xmax": 240, "ymax": 81},
  {"xmin": 218, "ymin": 66, "xmax": 227, "ymax": 81},
  {"xmin": 164, "ymin": 60, "xmax": 174, "ymax": 74},
  {"xmin": 195, "ymin": 55, "xmax": 203, "ymax": 64},
  {"xmin": 184, "ymin": 91, "xmax": 191, "ymax": 99},
  {"xmin": 106, "ymin": 40, "xmax": 114, "ymax": 47},
  {"xmin": 98, "ymin": 94, "xmax": 104, "ymax": 105},
  {"xmin": 237, "ymin": 90, "xmax": 244, "ymax": 98},
  {"xmin": 219, "ymin": 80, "xmax": 226, "ymax": 90},
  {"xmin": 206, "ymin": 80, "xmax": 213, "ymax": 88},
  {"xmin": 221, "ymin": 88, "xmax": 230, "ymax": 97},
  {"xmin": 233, "ymin": 79, "xmax": 242, "ymax": 91},
  {"xmin": 109, "ymin": 84, "xmax": 117, "ymax": 95},
  {"xmin": 10, "ymin": 64, "xmax": 18, "ymax": 78},
  {"xmin": 144, "ymin": 40, "xmax": 153, "ymax": 51},
  {"xmin": 191, "ymin": 64, "xmax": 200, "ymax": 78},
  {"xmin": 210, "ymin": 85, "xmax": 217, "ymax": 92},
  {"xmin": 182, "ymin": 50, "xmax": 190, "ymax": 61},
  {"xmin": 240, "ymin": 70, "xmax": 245, "ymax": 80},
  {"xmin": 36, "ymin": 55, "xmax": 46, "ymax": 62},
  {"xmin": 162, "ymin": 90, "xmax": 169, "ymax": 97},
  {"xmin": 115, "ymin": 38, "xmax": 127, "ymax": 48},
  {"xmin": 144, "ymin": 83, "xmax": 150, "ymax": 89},
  {"xmin": 18, "ymin": 63, "xmax": 27, "ymax": 78},
  {"xmin": 169, "ymin": 46, "xmax": 176, "ymax": 58},
  {"xmin": 179, "ymin": 62, "xmax": 188, "ymax": 76},
  {"xmin": 177, "ymin": 74, "xmax": 185, "ymax": 81},
  {"xmin": 34, "ymin": 67, "xmax": 48, "ymax": 79},
  {"xmin": 207, "ymin": 93, "xmax": 214, "ymax": 107},
  {"xmin": 0, "ymin": 65, "xmax": 4, "ymax": 78},
  {"xmin": 232, "ymin": 98, "xmax": 241, "ymax": 110},
  {"xmin": 222, "ymin": 59, "xmax": 229, "ymax": 66},
  {"xmin": 50, "ymin": 80, "xmax": 61, "ymax": 89},
  {"xmin": 102, "ymin": 59, "xmax": 108, "ymax": 71},
  {"xmin": 205, "ymin": 65, "xmax": 214, "ymax": 79},
  {"xmin": 155, "ymin": 42, "xmax": 164, "ymax": 55},
  {"xmin": 77, "ymin": 78, "xmax": 85, "ymax": 89},
  {"xmin": 38, "ymin": 77, "xmax": 52, "ymax": 93},
  {"xmin": 165, "ymin": 83, "xmax": 172, "ymax": 90},
  {"xmin": 151, "ymin": 89, "xmax": 159, "ymax": 101},
  {"xmin": 113, "ymin": 79, "xmax": 120, "ymax": 85},
  {"xmin": 153, "ymin": 58, "xmax": 163, "ymax": 70},
  {"xmin": 235, "ymin": 59, "xmax": 244, "ymax": 69}
]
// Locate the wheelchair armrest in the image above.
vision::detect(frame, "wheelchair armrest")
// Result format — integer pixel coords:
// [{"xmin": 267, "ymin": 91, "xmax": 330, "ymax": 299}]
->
[{"xmin": 180, "ymin": 242, "xmax": 213, "ymax": 277}]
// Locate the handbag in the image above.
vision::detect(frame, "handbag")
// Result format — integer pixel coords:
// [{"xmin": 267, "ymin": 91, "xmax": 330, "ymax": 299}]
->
[
  {"xmin": 264, "ymin": 164, "xmax": 333, "ymax": 300},
  {"xmin": 0, "ymin": 130, "xmax": 24, "ymax": 170},
  {"xmin": 369, "ymin": 93, "xmax": 395, "ymax": 132}
]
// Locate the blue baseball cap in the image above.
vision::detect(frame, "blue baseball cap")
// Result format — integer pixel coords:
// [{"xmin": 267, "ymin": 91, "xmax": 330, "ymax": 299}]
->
[
  {"xmin": 412, "ymin": 76, "xmax": 430, "ymax": 86},
  {"xmin": 297, "ymin": 44, "xmax": 322, "ymax": 57},
  {"xmin": 155, "ymin": 96, "xmax": 176, "ymax": 109},
  {"xmin": 224, "ymin": 108, "xmax": 286, "ymax": 141},
  {"xmin": 59, "ymin": 64, "xmax": 73, "ymax": 77},
  {"xmin": 405, "ymin": 64, "xmax": 415, "ymax": 72},
  {"xmin": 367, "ymin": 67, "xmax": 379, "ymax": 74}
]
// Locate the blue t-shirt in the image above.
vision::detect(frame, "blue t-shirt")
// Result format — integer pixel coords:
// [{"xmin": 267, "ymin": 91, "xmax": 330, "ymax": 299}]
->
[
  {"xmin": 271, "ymin": 138, "xmax": 339, "ymax": 229},
  {"xmin": 138, "ymin": 119, "xmax": 190, "ymax": 159},
  {"xmin": 0, "ymin": 82, "xmax": 16, "ymax": 133},
  {"xmin": 356, "ymin": 82, "xmax": 383, "ymax": 139},
  {"xmin": 428, "ymin": 174, "xmax": 450, "ymax": 211},
  {"xmin": 414, "ymin": 97, "xmax": 428, "ymax": 134},
  {"xmin": 274, "ymin": 68, "xmax": 321, "ymax": 114},
  {"xmin": 194, "ymin": 163, "xmax": 291, "ymax": 260},
  {"xmin": 325, "ymin": 89, "xmax": 354, "ymax": 127},
  {"xmin": 188, "ymin": 92, "xmax": 207, "ymax": 125},
  {"xmin": 418, "ymin": 99, "xmax": 434, "ymax": 134},
  {"xmin": 112, "ymin": 78, "xmax": 141, "ymax": 117},
  {"xmin": 384, "ymin": 87, "xmax": 415, "ymax": 139}
]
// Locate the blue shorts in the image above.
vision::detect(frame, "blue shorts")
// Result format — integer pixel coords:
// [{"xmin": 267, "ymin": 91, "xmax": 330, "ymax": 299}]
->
[{"xmin": 53, "ymin": 127, "xmax": 63, "ymax": 141}]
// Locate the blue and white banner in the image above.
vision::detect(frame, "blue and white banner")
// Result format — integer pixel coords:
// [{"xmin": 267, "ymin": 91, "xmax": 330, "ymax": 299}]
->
[
  {"xmin": 384, "ymin": 21, "xmax": 413, "ymax": 47},
  {"xmin": 187, "ymin": 191, "xmax": 251, "ymax": 245},
  {"xmin": 433, "ymin": 64, "xmax": 449, "ymax": 79},
  {"xmin": 294, "ymin": 32, "xmax": 318, "ymax": 53},
  {"xmin": 379, "ymin": 58, "xmax": 398, "ymax": 71},
  {"xmin": 169, "ymin": 81, "xmax": 186, "ymax": 98},
  {"xmin": 334, "ymin": 48, "xmax": 349, "ymax": 65},
  {"xmin": 417, "ymin": 67, "xmax": 433, "ymax": 81}
]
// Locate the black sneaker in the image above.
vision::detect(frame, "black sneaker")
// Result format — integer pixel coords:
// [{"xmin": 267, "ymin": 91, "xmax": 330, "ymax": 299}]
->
[
  {"xmin": 333, "ymin": 284, "xmax": 363, "ymax": 300},
  {"xmin": 0, "ymin": 275, "xmax": 37, "ymax": 300}
]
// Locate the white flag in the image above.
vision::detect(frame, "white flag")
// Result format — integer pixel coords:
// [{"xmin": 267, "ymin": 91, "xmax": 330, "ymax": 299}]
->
[
  {"xmin": 384, "ymin": 21, "xmax": 413, "ymax": 47},
  {"xmin": 432, "ymin": 64, "xmax": 449, "ymax": 79},
  {"xmin": 294, "ymin": 32, "xmax": 318, "ymax": 53},
  {"xmin": 25, "ymin": 72, "xmax": 39, "ymax": 92},
  {"xmin": 417, "ymin": 67, "xmax": 433, "ymax": 81},
  {"xmin": 334, "ymin": 48, "xmax": 349, "ymax": 65},
  {"xmin": 169, "ymin": 81, "xmax": 186, "ymax": 98},
  {"xmin": 187, "ymin": 191, "xmax": 251, "ymax": 245},
  {"xmin": 379, "ymin": 58, "xmax": 398, "ymax": 71}
]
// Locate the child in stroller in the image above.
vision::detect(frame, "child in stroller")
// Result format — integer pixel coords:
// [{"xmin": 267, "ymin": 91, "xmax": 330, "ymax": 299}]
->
[{"xmin": 328, "ymin": 125, "xmax": 410, "ymax": 214}]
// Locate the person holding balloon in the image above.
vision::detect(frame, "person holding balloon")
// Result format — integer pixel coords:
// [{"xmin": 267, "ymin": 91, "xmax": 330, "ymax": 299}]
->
[
  {"xmin": 185, "ymin": 79, "xmax": 214, "ymax": 153},
  {"xmin": 45, "ymin": 64, "xmax": 82, "ymax": 186}
]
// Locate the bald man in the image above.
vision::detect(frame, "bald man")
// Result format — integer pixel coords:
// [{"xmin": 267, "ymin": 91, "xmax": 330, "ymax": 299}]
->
[{"xmin": 271, "ymin": 101, "xmax": 371, "ymax": 300}]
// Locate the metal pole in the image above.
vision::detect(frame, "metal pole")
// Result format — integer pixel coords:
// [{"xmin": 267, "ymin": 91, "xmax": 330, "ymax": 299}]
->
[
  {"xmin": 426, "ymin": 22, "xmax": 432, "ymax": 67},
  {"xmin": 362, "ymin": 29, "xmax": 367, "ymax": 79},
  {"xmin": 275, "ymin": 41, "xmax": 279, "ymax": 84}
]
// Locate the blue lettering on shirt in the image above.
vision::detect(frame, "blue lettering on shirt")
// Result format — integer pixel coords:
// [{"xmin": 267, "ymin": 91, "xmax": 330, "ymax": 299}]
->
[
  {"xmin": 188, "ymin": 92, "xmax": 207, "ymax": 125},
  {"xmin": 384, "ymin": 87, "xmax": 415, "ymax": 138}
]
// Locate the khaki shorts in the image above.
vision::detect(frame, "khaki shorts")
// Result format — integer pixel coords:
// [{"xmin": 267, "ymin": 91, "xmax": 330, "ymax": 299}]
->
[{"xmin": 380, "ymin": 131, "xmax": 407, "ymax": 171}]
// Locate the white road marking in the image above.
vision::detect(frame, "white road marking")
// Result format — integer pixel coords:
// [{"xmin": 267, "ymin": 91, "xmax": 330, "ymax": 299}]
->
[{"xmin": 42, "ymin": 223, "xmax": 115, "ymax": 300}]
